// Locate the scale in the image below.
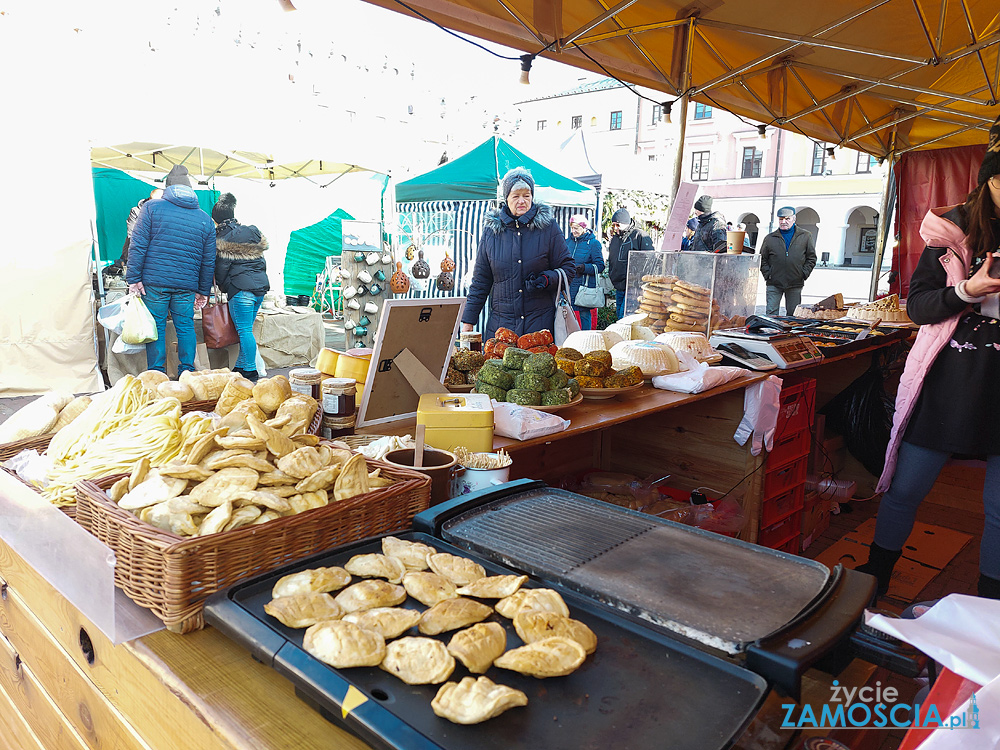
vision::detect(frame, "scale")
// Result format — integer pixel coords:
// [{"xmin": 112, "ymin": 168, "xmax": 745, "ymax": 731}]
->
[{"xmin": 710, "ymin": 327, "xmax": 823, "ymax": 369}]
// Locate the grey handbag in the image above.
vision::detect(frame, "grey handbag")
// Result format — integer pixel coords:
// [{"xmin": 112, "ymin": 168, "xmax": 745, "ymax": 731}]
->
[
  {"xmin": 554, "ymin": 268, "xmax": 582, "ymax": 345},
  {"xmin": 574, "ymin": 273, "xmax": 605, "ymax": 308}
]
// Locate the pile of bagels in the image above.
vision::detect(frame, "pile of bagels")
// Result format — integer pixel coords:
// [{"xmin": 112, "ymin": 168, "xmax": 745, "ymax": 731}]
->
[{"xmin": 636, "ymin": 275, "xmax": 748, "ymax": 334}]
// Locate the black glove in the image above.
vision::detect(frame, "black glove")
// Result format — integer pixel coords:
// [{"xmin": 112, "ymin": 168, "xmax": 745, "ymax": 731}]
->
[
  {"xmin": 574, "ymin": 263, "xmax": 587, "ymax": 274},
  {"xmin": 526, "ymin": 272, "xmax": 549, "ymax": 290}
]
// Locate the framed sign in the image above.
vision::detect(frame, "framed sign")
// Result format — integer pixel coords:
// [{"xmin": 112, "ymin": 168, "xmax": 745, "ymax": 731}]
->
[
  {"xmin": 356, "ymin": 298, "xmax": 466, "ymax": 428},
  {"xmin": 858, "ymin": 227, "xmax": 877, "ymax": 253}
]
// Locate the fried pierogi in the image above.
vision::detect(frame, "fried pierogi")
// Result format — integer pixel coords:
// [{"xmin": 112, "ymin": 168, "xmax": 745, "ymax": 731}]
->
[
  {"xmin": 271, "ymin": 566, "xmax": 352, "ymax": 598},
  {"xmin": 303, "ymin": 620, "xmax": 386, "ymax": 668},
  {"xmin": 334, "ymin": 580, "xmax": 407, "ymax": 614},
  {"xmin": 493, "ymin": 636, "xmax": 586, "ymax": 678},
  {"xmin": 431, "ymin": 676, "xmax": 528, "ymax": 725},
  {"xmin": 513, "ymin": 611, "xmax": 597, "ymax": 655},
  {"xmin": 426, "ymin": 553, "xmax": 486, "ymax": 586},
  {"xmin": 380, "ymin": 637, "xmax": 456, "ymax": 685},
  {"xmin": 446, "ymin": 622, "xmax": 506, "ymax": 674},
  {"xmin": 402, "ymin": 571, "xmax": 458, "ymax": 607},
  {"xmin": 264, "ymin": 593, "xmax": 344, "ymax": 628},
  {"xmin": 381, "ymin": 536, "xmax": 437, "ymax": 571},
  {"xmin": 495, "ymin": 588, "xmax": 570, "ymax": 619},
  {"xmin": 188, "ymin": 467, "xmax": 259, "ymax": 507},
  {"xmin": 344, "ymin": 553, "xmax": 406, "ymax": 584},
  {"xmin": 418, "ymin": 597, "xmax": 493, "ymax": 635},
  {"xmin": 455, "ymin": 574, "xmax": 528, "ymax": 599},
  {"xmin": 342, "ymin": 607, "xmax": 422, "ymax": 640}
]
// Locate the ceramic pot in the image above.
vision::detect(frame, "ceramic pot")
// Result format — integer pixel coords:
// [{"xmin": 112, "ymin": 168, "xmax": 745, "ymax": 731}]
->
[
  {"xmin": 449, "ymin": 455, "xmax": 512, "ymax": 498},
  {"xmin": 383, "ymin": 448, "xmax": 458, "ymax": 506}
]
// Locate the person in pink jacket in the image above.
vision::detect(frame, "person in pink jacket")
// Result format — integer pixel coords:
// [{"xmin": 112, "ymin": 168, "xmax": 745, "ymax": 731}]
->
[{"xmin": 859, "ymin": 113, "xmax": 1000, "ymax": 598}]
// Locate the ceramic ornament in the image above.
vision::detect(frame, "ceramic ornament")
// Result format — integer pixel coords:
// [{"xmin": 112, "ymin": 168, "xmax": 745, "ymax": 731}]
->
[
  {"xmin": 374, "ymin": 269, "xmax": 386, "ymax": 282},
  {"xmin": 382, "ymin": 251, "xmax": 392, "ymax": 263},
  {"xmin": 353, "ymin": 252, "xmax": 366, "ymax": 263},
  {"xmin": 347, "ymin": 298, "xmax": 361, "ymax": 310},
  {"xmin": 369, "ymin": 282, "xmax": 383, "ymax": 296},
  {"xmin": 342, "ymin": 285, "xmax": 357, "ymax": 300},
  {"xmin": 358, "ymin": 316, "xmax": 371, "ymax": 327},
  {"xmin": 356, "ymin": 284, "xmax": 369, "ymax": 297},
  {"xmin": 412, "ymin": 249, "xmax": 430, "ymax": 279},
  {"xmin": 405, "ymin": 244, "xmax": 416, "ymax": 261},
  {"xmin": 365, "ymin": 252, "xmax": 380, "ymax": 266},
  {"xmin": 345, "ymin": 318, "xmax": 356, "ymax": 330},
  {"xmin": 357, "ymin": 269, "xmax": 373, "ymax": 284},
  {"xmin": 440, "ymin": 251, "xmax": 456, "ymax": 273},
  {"xmin": 364, "ymin": 301, "xmax": 378, "ymax": 314},
  {"xmin": 390, "ymin": 261, "xmax": 410, "ymax": 294},
  {"xmin": 436, "ymin": 271, "xmax": 455, "ymax": 291},
  {"xmin": 354, "ymin": 326, "xmax": 368, "ymax": 337}
]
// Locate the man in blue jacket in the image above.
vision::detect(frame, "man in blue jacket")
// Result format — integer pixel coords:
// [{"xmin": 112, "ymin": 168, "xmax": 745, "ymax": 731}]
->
[{"xmin": 127, "ymin": 165, "xmax": 216, "ymax": 376}]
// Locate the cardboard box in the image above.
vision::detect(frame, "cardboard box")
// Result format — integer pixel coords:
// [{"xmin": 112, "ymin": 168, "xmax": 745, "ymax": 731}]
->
[{"xmin": 800, "ymin": 491, "xmax": 831, "ymax": 551}]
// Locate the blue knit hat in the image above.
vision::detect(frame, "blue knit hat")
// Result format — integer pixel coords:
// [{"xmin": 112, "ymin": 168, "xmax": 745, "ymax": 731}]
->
[{"xmin": 500, "ymin": 167, "xmax": 535, "ymax": 200}]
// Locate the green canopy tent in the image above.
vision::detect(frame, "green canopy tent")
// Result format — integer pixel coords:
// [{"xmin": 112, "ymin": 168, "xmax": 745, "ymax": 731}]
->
[{"xmin": 282, "ymin": 207, "xmax": 355, "ymax": 299}]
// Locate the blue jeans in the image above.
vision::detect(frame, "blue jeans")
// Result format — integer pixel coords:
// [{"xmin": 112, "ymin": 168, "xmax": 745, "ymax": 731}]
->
[
  {"xmin": 616, "ymin": 289, "xmax": 626, "ymax": 319},
  {"xmin": 573, "ymin": 305, "xmax": 596, "ymax": 331},
  {"xmin": 229, "ymin": 290, "xmax": 264, "ymax": 370},
  {"xmin": 142, "ymin": 286, "xmax": 195, "ymax": 375},
  {"xmin": 875, "ymin": 441, "xmax": 1000, "ymax": 579}
]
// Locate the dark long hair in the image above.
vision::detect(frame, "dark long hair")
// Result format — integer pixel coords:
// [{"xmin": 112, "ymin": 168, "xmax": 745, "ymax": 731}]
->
[{"xmin": 961, "ymin": 182, "xmax": 1000, "ymax": 256}]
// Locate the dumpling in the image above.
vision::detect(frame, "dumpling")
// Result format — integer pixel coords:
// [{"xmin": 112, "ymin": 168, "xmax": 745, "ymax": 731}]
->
[
  {"xmin": 418, "ymin": 597, "xmax": 493, "ymax": 636},
  {"xmin": 382, "ymin": 536, "xmax": 437, "ymax": 571},
  {"xmin": 426, "ymin": 553, "xmax": 486, "ymax": 586},
  {"xmin": 271, "ymin": 567, "xmax": 351, "ymax": 598},
  {"xmin": 431, "ymin": 676, "xmax": 528, "ymax": 725},
  {"xmin": 495, "ymin": 588, "xmax": 570, "ymax": 619},
  {"xmin": 380, "ymin": 637, "xmax": 455, "ymax": 685},
  {"xmin": 447, "ymin": 622, "xmax": 506, "ymax": 674},
  {"xmin": 344, "ymin": 553, "xmax": 406, "ymax": 584},
  {"xmin": 455, "ymin": 575, "xmax": 528, "ymax": 599},
  {"xmin": 493, "ymin": 636, "xmax": 586, "ymax": 678},
  {"xmin": 302, "ymin": 620, "xmax": 386, "ymax": 668},
  {"xmin": 334, "ymin": 580, "xmax": 407, "ymax": 614},
  {"xmin": 402, "ymin": 571, "xmax": 458, "ymax": 607},
  {"xmin": 342, "ymin": 607, "xmax": 422, "ymax": 640},
  {"xmin": 263, "ymin": 593, "xmax": 344, "ymax": 629},
  {"xmin": 513, "ymin": 611, "xmax": 597, "ymax": 655}
]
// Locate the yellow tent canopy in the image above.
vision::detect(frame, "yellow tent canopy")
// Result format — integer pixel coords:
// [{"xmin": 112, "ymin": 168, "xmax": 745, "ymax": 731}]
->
[{"xmin": 363, "ymin": 0, "xmax": 999, "ymax": 156}]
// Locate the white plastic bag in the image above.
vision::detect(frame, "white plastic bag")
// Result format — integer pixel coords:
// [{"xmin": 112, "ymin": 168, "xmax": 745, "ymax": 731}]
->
[
  {"xmin": 120, "ymin": 293, "xmax": 158, "ymax": 345},
  {"xmin": 97, "ymin": 295, "xmax": 129, "ymax": 335},
  {"xmin": 651, "ymin": 351, "xmax": 749, "ymax": 394},
  {"xmin": 111, "ymin": 333, "xmax": 146, "ymax": 354},
  {"xmin": 733, "ymin": 375, "xmax": 783, "ymax": 455},
  {"xmin": 492, "ymin": 400, "xmax": 570, "ymax": 441}
]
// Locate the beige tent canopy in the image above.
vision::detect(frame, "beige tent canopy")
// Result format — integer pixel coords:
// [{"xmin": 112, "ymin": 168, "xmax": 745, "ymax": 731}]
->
[
  {"xmin": 363, "ymin": 0, "xmax": 999, "ymax": 157},
  {"xmin": 91, "ymin": 142, "xmax": 389, "ymax": 185}
]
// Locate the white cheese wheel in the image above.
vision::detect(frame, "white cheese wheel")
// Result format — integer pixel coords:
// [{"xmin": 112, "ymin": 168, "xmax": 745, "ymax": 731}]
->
[
  {"xmin": 562, "ymin": 329, "xmax": 624, "ymax": 355},
  {"xmin": 608, "ymin": 341, "xmax": 680, "ymax": 377}
]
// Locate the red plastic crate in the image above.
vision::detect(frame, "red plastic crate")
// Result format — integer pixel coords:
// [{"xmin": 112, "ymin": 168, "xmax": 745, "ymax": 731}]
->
[
  {"xmin": 762, "ymin": 454, "xmax": 808, "ymax": 499},
  {"xmin": 776, "ymin": 378, "xmax": 816, "ymax": 436},
  {"xmin": 774, "ymin": 534, "xmax": 802, "ymax": 555},
  {"xmin": 760, "ymin": 484, "xmax": 805, "ymax": 528},
  {"xmin": 758, "ymin": 509, "xmax": 802, "ymax": 549},
  {"xmin": 767, "ymin": 428, "xmax": 811, "ymax": 468}
]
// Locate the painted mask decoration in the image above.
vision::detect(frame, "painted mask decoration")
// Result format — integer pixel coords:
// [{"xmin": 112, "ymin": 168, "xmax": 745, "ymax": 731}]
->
[{"xmin": 412, "ymin": 249, "xmax": 430, "ymax": 279}]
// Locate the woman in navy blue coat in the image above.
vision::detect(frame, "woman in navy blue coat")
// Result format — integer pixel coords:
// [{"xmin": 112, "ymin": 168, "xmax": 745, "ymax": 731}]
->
[
  {"xmin": 461, "ymin": 168, "xmax": 575, "ymax": 340},
  {"xmin": 565, "ymin": 214, "xmax": 606, "ymax": 331}
]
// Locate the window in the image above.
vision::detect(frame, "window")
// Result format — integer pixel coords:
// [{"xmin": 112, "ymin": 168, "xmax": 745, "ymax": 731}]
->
[
  {"xmin": 741, "ymin": 147, "xmax": 763, "ymax": 179},
  {"xmin": 651, "ymin": 104, "xmax": 662, "ymax": 124},
  {"xmin": 571, "ymin": 115, "xmax": 582, "ymax": 129},
  {"xmin": 811, "ymin": 142, "xmax": 826, "ymax": 176},
  {"xmin": 648, "ymin": 155, "xmax": 657, "ymax": 161},
  {"xmin": 691, "ymin": 151, "xmax": 710, "ymax": 181},
  {"xmin": 856, "ymin": 152, "xmax": 877, "ymax": 173},
  {"xmin": 694, "ymin": 102, "xmax": 713, "ymax": 120},
  {"xmin": 610, "ymin": 111, "xmax": 623, "ymax": 130},
  {"xmin": 537, "ymin": 120, "xmax": 546, "ymax": 131}
]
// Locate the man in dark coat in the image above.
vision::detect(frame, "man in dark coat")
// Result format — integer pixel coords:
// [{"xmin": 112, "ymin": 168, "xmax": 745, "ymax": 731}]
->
[
  {"xmin": 607, "ymin": 207, "xmax": 654, "ymax": 319},
  {"xmin": 127, "ymin": 165, "xmax": 216, "ymax": 376},
  {"xmin": 688, "ymin": 195, "xmax": 728, "ymax": 253},
  {"xmin": 759, "ymin": 206, "xmax": 817, "ymax": 314},
  {"xmin": 461, "ymin": 167, "xmax": 575, "ymax": 339}
]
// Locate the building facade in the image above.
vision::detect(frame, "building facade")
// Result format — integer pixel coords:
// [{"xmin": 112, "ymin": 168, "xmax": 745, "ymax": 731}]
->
[{"xmin": 514, "ymin": 79, "xmax": 887, "ymax": 267}]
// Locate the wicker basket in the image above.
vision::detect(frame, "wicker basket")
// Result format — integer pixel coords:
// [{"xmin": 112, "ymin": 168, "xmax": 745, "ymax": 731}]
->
[
  {"xmin": 74, "ymin": 459, "xmax": 432, "ymax": 633},
  {"xmin": 339, "ymin": 434, "xmax": 389, "ymax": 450}
]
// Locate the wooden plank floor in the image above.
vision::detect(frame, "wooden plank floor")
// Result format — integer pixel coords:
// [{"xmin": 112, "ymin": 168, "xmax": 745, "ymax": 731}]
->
[{"xmin": 799, "ymin": 463, "xmax": 986, "ymax": 750}]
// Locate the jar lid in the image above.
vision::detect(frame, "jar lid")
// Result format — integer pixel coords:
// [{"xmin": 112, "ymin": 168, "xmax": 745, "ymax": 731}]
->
[
  {"xmin": 322, "ymin": 414, "xmax": 357, "ymax": 427},
  {"xmin": 289, "ymin": 367, "xmax": 323, "ymax": 384},
  {"xmin": 460, "ymin": 332, "xmax": 482, "ymax": 340},
  {"xmin": 322, "ymin": 377, "xmax": 357, "ymax": 392}
]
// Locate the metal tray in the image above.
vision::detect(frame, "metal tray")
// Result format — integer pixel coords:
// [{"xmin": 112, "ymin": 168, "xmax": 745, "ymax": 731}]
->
[{"xmin": 204, "ymin": 532, "xmax": 768, "ymax": 750}]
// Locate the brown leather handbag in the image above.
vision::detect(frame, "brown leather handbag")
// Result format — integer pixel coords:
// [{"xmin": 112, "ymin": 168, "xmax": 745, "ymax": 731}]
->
[{"xmin": 202, "ymin": 290, "xmax": 239, "ymax": 349}]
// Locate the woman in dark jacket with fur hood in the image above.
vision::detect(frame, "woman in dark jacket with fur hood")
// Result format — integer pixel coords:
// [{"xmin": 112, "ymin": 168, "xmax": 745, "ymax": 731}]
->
[
  {"xmin": 461, "ymin": 167, "xmax": 575, "ymax": 340},
  {"xmin": 212, "ymin": 193, "xmax": 269, "ymax": 382}
]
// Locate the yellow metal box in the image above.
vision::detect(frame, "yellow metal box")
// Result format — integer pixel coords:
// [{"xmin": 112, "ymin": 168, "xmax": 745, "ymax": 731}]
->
[{"xmin": 416, "ymin": 393, "xmax": 494, "ymax": 453}]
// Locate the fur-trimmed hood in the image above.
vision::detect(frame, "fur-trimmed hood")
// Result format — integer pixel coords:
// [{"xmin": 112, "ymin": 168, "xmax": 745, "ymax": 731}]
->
[
  {"xmin": 484, "ymin": 202, "xmax": 554, "ymax": 234},
  {"xmin": 216, "ymin": 221, "xmax": 268, "ymax": 259}
]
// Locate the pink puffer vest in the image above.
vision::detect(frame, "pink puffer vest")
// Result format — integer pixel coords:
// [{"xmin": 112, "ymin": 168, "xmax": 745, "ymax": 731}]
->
[{"xmin": 876, "ymin": 207, "xmax": 972, "ymax": 493}]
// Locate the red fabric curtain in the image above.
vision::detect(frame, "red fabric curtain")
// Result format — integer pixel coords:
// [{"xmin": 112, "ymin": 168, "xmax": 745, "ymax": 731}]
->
[{"xmin": 893, "ymin": 145, "xmax": 985, "ymax": 297}]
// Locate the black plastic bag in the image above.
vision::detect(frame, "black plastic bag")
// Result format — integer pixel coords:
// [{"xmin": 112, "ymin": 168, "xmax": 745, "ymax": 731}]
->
[{"xmin": 819, "ymin": 361, "xmax": 895, "ymax": 476}]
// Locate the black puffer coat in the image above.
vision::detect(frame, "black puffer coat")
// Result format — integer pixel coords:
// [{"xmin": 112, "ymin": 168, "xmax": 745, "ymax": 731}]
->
[
  {"xmin": 214, "ymin": 220, "xmax": 270, "ymax": 298},
  {"xmin": 462, "ymin": 202, "xmax": 575, "ymax": 339},
  {"xmin": 607, "ymin": 224, "xmax": 654, "ymax": 291}
]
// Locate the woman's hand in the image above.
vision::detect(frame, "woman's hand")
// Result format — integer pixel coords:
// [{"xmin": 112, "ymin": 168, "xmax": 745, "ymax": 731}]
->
[
  {"xmin": 128, "ymin": 282, "xmax": 145, "ymax": 295},
  {"xmin": 461, "ymin": 322, "xmax": 474, "ymax": 333},
  {"xmin": 965, "ymin": 253, "xmax": 1000, "ymax": 297}
]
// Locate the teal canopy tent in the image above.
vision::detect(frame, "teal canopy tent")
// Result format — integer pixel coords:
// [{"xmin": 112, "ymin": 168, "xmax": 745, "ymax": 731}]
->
[
  {"xmin": 282, "ymin": 208, "xmax": 355, "ymax": 298},
  {"xmin": 92, "ymin": 168, "xmax": 219, "ymax": 262}
]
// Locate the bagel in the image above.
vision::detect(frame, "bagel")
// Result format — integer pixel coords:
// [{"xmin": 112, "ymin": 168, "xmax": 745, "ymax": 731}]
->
[
  {"xmin": 663, "ymin": 319, "xmax": 704, "ymax": 332},
  {"xmin": 669, "ymin": 312, "xmax": 708, "ymax": 326},
  {"xmin": 673, "ymin": 300, "xmax": 710, "ymax": 315},
  {"xmin": 640, "ymin": 290, "xmax": 672, "ymax": 303},
  {"xmin": 640, "ymin": 285, "xmax": 673, "ymax": 298},
  {"xmin": 667, "ymin": 304, "xmax": 708, "ymax": 319},
  {"xmin": 642, "ymin": 274, "xmax": 678, "ymax": 284},
  {"xmin": 674, "ymin": 279, "xmax": 710, "ymax": 296},
  {"xmin": 671, "ymin": 288, "xmax": 710, "ymax": 304},
  {"xmin": 670, "ymin": 293, "xmax": 711, "ymax": 311},
  {"xmin": 639, "ymin": 304, "xmax": 667, "ymax": 316}
]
